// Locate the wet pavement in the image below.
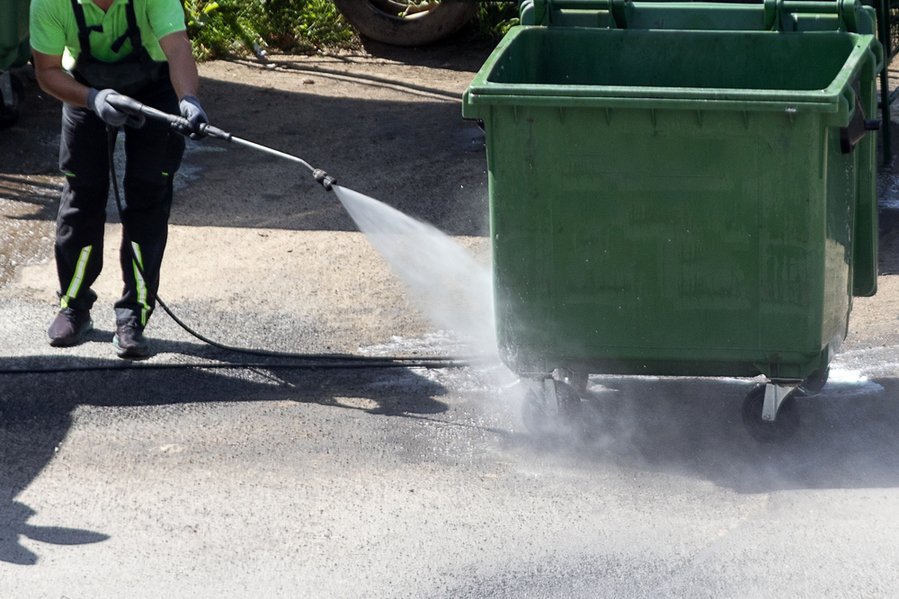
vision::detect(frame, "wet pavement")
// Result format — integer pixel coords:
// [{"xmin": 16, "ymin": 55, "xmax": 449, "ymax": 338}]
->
[{"xmin": 2, "ymin": 51, "xmax": 899, "ymax": 597}]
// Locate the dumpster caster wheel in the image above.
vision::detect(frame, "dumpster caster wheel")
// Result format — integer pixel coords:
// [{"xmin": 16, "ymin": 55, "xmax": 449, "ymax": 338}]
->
[
  {"xmin": 741, "ymin": 384, "xmax": 799, "ymax": 443},
  {"xmin": 795, "ymin": 367, "xmax": 830, "ymax": 398},
  {"xmin": 522, "ymin": 379, "xmax": 582, "ymax": 437},
  {"xmin": 554, "ymin": 368, "xmax": 588, "ymax": 394}
]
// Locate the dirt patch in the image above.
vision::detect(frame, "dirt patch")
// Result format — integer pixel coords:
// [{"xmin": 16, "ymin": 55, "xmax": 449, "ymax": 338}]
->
[
  {"xmin": 4, "ymin": 42, "xmax": 899, "ymax": 355},
  {"xmin": 0, "ymin": 42, "xmax": 495, "ymax": 262},
  {"xmin": 0, "ymin": 44, "xmax": 496, "ymax": 352}
]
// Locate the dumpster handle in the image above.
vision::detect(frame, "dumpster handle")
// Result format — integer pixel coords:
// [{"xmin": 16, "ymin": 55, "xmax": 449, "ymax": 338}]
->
[
  {"xmin": 840, "ymin": 90, "xmax": 881, "ymax": 154},
  {"xmin": 869, "ymin": 40, "xmax": 884, "ymax": 75}
]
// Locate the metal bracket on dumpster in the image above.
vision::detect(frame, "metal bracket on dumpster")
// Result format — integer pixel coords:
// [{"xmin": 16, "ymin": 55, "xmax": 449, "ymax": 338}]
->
[
  {"xmin": 765, "ymin": 0, "xmax": 868, "ymax": 33},
  {"xmin": 521, "ymin": 0, "xmax": 628, "ymax": 28},
  {"xmin": 762, "ymin": 382, "xmax": 798, "ymax": 422},
  {"xmin": 841, "ymin": 92, "xmax": 881, "ymax": 153},
  {"xmin": 542, "ymin": 378, "xmax": 561, "ymax": 415}
]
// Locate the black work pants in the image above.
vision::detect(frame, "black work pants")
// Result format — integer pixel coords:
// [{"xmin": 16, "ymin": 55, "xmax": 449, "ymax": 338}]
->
[{"xmin": 55, "ymin": 79, "xmax": 184, "ymax": 327}]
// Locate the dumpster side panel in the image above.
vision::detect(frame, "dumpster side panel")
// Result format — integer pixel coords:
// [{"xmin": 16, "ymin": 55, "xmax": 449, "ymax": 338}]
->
[
  {"xmin": 488, "ymin": 105, "xmax": 846, "ymax": 379},
  {"xmin": 851, "ymin": 52, "xmax": 880, "ymax": 298},
  {"xmin": 756, "ymin": 117, "xmax": 829, "ymax": 363},
  {"xmin": 471, "ymin": 27, "xmax": 878, "ymax": 381},
  {"xmin": 818, "ymin": 124, "xmax": 854, "ymax": 365}
]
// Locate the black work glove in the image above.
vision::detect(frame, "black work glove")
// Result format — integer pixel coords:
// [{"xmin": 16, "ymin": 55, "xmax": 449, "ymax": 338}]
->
[
  {"xmin": 87, "ymin": 88, "xmax": 145, "ymax": 128},
  {"xmin": 177, "ymin": 95, "xmax": 208, "ymax": 139}
]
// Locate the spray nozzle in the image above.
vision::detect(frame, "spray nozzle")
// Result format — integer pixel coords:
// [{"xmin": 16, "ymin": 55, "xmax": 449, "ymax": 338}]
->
[{"xmin": 312, "ymin": 168, "xmax": 337, "ymax": 191}]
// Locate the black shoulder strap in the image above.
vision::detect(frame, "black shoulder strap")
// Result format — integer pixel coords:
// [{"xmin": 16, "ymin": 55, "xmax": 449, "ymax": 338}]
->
[
  {"xmin": 70, "ymin": 0, "xmax": 158, "ymax": 77},
  {"xmin": 110, "ymin": 0, "xmax": 143, "ymax": 54},
  {"xmin": 69, "ymin": 0, "xmax": 140, "ymax": 56},
  {"xmin": 70, "ymin": 0, "xmax": 102, "ymax": 56}
]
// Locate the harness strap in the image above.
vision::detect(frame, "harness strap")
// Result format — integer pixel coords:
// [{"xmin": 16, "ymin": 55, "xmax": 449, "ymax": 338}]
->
[
  {"xmin": 70, "ymin": 0, "xmax": 101, "ymax": 56},
  {"xmin": 113, "ymin": 0, "xmax": 142, "ymax": 53},
  {"xmin": 69, "ymin": 0, "xmax": 142, "ymax": 58}
]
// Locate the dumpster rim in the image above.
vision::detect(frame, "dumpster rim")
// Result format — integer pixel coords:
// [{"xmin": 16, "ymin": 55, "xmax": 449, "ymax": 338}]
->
[{"xmin": 463, "ymin": 26, "xmax": 877, "ymax": 117}]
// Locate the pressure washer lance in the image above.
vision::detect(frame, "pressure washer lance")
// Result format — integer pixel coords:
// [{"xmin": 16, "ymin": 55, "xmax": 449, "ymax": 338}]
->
[
  {"xmin": 87, "ymin": 94, "xmax": 470, "ymax": 372},
  {"xmin": 106, "ymin": 95, "xmax": 337, "ymax": 190}
]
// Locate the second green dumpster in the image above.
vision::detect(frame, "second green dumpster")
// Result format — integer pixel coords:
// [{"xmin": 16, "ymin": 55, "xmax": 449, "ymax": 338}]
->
[{"xmin": 0, "ymin": 0, "xmax": 31, "ymax": 128}]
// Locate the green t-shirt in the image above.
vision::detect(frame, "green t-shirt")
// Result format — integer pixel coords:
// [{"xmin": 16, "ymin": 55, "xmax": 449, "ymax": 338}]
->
[{"xmin": 30, "ymin": 0, "xmax": 186, "ymax": 70}]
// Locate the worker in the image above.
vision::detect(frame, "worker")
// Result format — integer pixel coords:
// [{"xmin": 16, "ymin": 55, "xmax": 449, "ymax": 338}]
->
[{"xmin": 29, "ymin": 0, "xmax": 207, "ymax": 359}]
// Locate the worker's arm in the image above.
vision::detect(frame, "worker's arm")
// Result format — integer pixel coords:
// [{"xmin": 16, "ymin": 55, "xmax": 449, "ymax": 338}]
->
[
  {"xmin": 31, "ymin": 50, "xmax": 139, "ymax": 127},
  {"xmin": 159, "ymin": 30, "xmax": 206, "ymax": 136},
  {"xmin": 158, "ymin": 30, "xmax": 199, "ymax": 100},
  {"xmin": 31, "ymin": 50, "xmax": 91, "ymax": 107}
]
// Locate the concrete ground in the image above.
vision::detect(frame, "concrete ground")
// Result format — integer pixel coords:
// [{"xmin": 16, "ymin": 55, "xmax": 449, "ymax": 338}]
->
[{"xmin": 2, "ymin": 41, "xmax": 899, "ymax": 598}]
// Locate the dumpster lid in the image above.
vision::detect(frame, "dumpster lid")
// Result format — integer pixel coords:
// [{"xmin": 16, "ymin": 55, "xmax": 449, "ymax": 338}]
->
[{"xmin": 520, "ymin": 0, "xmax": 875, "ymax": 34}]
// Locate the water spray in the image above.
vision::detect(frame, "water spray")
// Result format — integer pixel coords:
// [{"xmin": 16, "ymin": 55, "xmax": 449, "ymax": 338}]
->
[{"xmin": 61, "ymin": 94, "xmax": 480, "ymax": 373}]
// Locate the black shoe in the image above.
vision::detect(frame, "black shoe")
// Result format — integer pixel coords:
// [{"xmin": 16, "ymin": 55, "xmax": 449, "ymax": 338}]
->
[
  {"xmin": 113, "ymin": 320, "xmax": 150, "ymax": 360},
  {"xmin": 48, "ymin": 308, "xmax": 93, "ymax": 347}
]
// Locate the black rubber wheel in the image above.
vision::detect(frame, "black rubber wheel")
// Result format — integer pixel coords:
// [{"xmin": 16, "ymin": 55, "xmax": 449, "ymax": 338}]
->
[
  {"xmin": 0, "ymin": 73, "xmax": 24, "ymax": 130},
  {"xmin": 796, "ymin": 366, "xmax": 830, "ymax": 397},
  {"xmin": 741, "ymin": 384, "xmax": 800, "ymax": 443},
  {"xmin": 522, "ymin": 379, "xmax": 582, "ymax": 437},
  {"xmin": 332, "ymin": 0, "xmax": 478, "ymax": 46}
]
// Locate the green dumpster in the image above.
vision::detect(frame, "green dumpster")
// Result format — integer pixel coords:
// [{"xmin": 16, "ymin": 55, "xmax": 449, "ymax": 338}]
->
[
  {"xmin": 462, "ymin": 0, "xmax": 882, "ymax": 438},
  {"xmin": 1, "ymin": 0, "xmax": 31, "ymax": 128}
]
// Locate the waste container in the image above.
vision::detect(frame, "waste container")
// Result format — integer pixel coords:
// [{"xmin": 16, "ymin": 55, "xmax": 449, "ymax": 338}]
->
[
  {"xmin": 462, "ymin": 0, "xmax": 882, "ymax": 439},
  {"xmin": 0, "ymin": 0, "xmax": 31, "ymax": 128}
]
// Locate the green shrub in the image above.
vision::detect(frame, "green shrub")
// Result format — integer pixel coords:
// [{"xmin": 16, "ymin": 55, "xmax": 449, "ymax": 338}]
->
[
  {"xmin": 182, "ymin": 1, "xmax": 518, "ymax": 60},
  {"xmin": 183, "ymin": 0, "xmax": 355, "ymax": 60},
  {"xmin": 473, "ymin": 2, "xmax": 520, "ymax": 40}
]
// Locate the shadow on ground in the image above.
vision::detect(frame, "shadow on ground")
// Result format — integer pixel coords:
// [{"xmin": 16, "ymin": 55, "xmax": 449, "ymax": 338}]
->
[{"xmin": 0, "ymin": 355, "xmax": 449, "ymax": 565}]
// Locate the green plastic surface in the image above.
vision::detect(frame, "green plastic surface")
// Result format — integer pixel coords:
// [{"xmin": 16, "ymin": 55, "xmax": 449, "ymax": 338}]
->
[
  {"xmin": 463, "ymin": 24, "xmax": 880, "ymax": 381},
  {"xmin": 1, "ymin": 0, "xmax": 31, "ymax": 71}
]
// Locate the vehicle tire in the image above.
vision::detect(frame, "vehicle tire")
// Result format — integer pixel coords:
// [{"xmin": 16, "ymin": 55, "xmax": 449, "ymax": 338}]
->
[{"xmin": 332, "ymin": 0, "xmax": 479, "ymax": 46}]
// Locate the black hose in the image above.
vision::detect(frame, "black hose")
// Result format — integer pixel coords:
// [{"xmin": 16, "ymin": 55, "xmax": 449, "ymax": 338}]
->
[
  {"xmin": 2, "ymin": 104, "xmax": 471, "ymax": 378},
  {"xmin": 0, "ymin": 358, "xmax": 468, "ymax": 375},
  {"xmin": 7, "ymin": 124, "xmax": 470, "ymax": 375}
]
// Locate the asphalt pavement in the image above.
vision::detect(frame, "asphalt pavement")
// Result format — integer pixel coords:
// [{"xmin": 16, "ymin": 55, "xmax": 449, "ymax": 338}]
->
[{"xmin": 3, "ymin": 48, "xmax": 899, "ymax": 598}]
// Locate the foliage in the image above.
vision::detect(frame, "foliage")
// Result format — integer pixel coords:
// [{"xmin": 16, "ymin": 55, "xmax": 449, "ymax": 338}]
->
[
  {"xmin": 182, "ymin": 0, "xmax": 356, "ymax": 60},
  {"xmin": 182, "ymin": 1, "xmax": 519, "ymax": 61},
  {"xmin": 473, "ymin": 2, "xmax": 520, "ymax": 40}
]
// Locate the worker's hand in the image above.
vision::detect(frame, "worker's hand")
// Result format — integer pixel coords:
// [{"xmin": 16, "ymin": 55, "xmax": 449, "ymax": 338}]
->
[
  {"xmin": 87, "ymin": 88, "xmax": 145, "ymax": 128},
  {"xmin": 177, "ymin": 95, "xmax": 208, "ymax": 139}
]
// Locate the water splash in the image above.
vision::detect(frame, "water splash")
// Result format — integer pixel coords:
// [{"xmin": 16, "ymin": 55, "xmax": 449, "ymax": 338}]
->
[{"xmin": 332, "ymin": 185, "xmax": 497, "ymax": 357}]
